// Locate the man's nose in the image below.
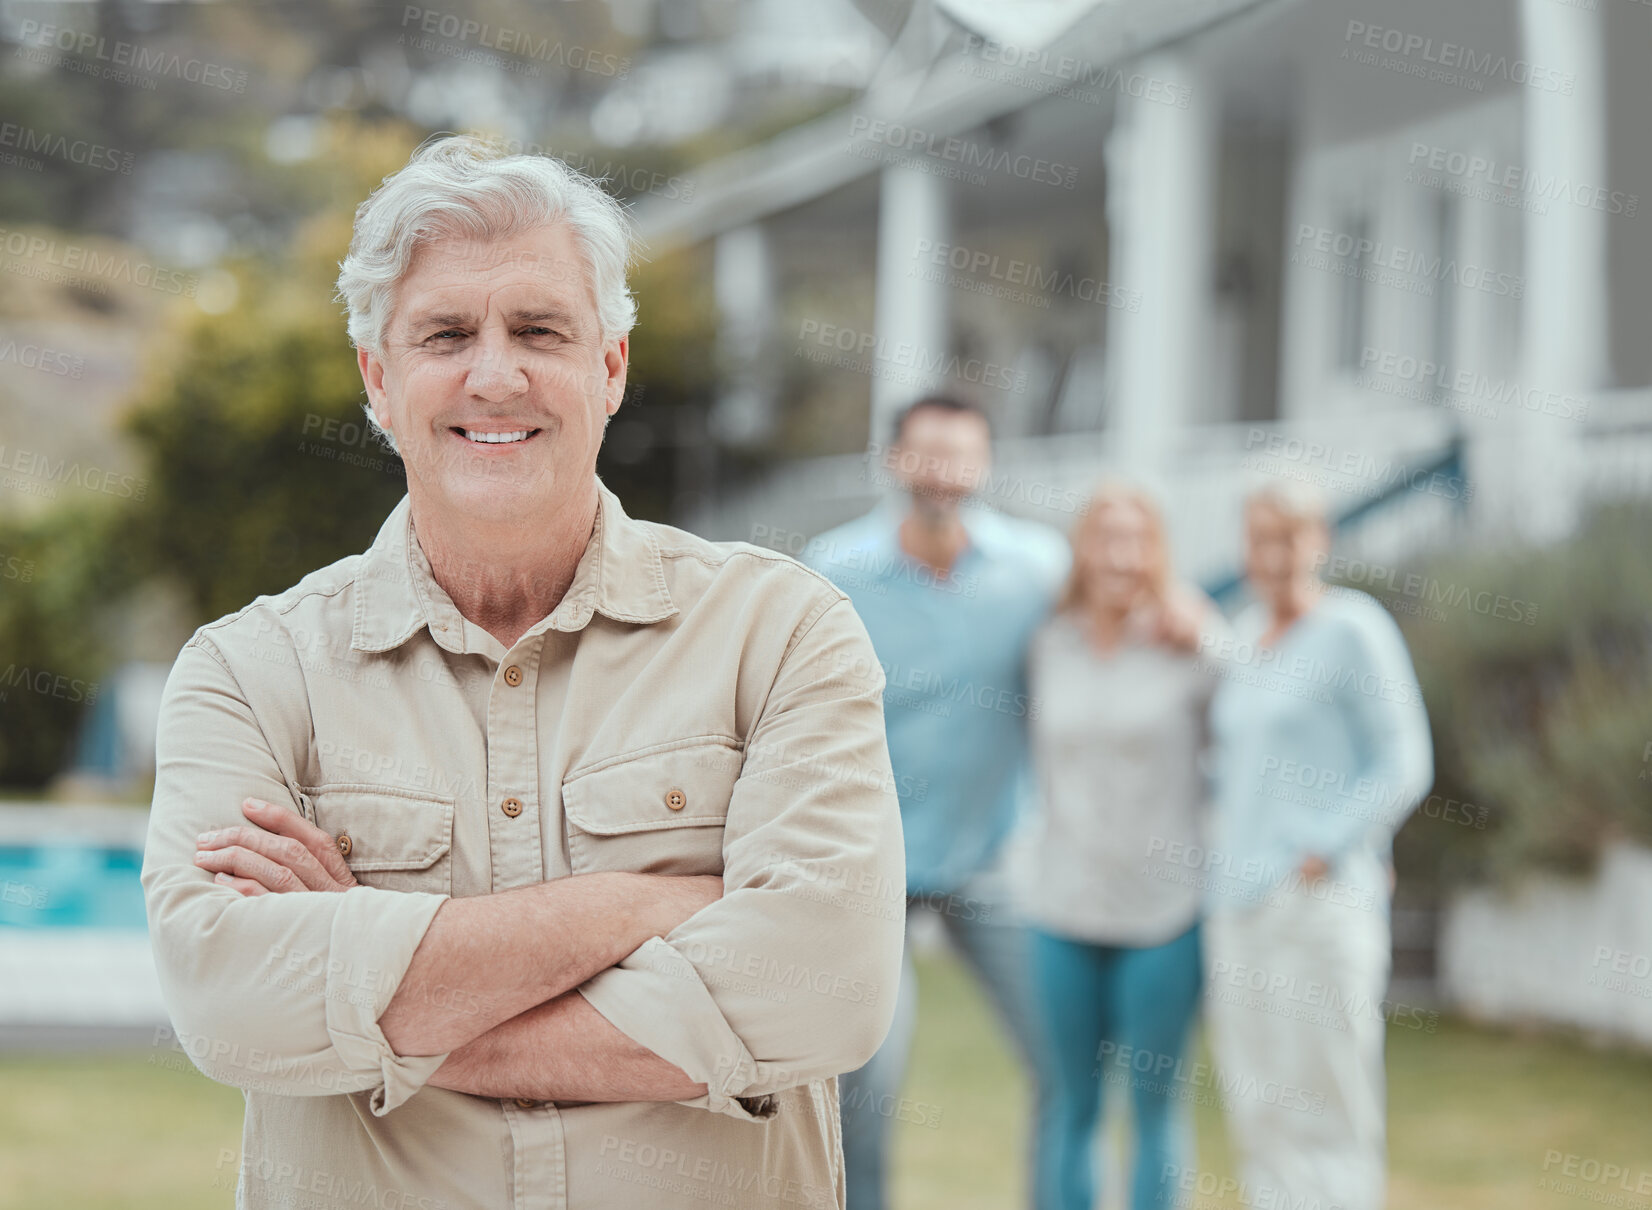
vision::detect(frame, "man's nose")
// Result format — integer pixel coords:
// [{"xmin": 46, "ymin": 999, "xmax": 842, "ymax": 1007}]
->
[{"xmin": 465, "ymin": 333, "xmax": 529, "ymax": 401}]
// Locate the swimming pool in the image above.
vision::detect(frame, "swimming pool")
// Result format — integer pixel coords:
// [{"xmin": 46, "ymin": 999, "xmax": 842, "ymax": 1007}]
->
[{"xmin": 0, "ymin": 843, "xmax": 148, "ymax": 930}]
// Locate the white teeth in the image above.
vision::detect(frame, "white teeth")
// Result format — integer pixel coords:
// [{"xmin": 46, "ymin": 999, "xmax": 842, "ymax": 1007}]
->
[{"xmin": 462, "ymin": 429, "xmax": 532, "ymax": 444}]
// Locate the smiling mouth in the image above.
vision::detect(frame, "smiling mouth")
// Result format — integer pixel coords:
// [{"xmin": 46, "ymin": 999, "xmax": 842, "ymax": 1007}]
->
[{"xmin": 453, "ymin": 427, "xmax": 541, "ymax": 445}]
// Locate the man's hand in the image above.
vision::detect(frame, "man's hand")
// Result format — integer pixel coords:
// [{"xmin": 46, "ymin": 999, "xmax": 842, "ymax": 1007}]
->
[{"xmin": 195, "ymin": 797, "xmax": 359, "ymax": 896}]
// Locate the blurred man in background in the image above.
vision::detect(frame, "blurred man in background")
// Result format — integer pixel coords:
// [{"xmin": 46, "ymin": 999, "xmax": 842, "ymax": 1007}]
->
[{"xmin": 805, "ymin": 395, "xmax": 1070, "ymax": 1210}]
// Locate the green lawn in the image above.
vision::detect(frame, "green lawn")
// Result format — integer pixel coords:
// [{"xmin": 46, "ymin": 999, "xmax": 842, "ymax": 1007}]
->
[{"xmin": 4, "ymin": 954, "xmax": 1652, "ymax": 1209}]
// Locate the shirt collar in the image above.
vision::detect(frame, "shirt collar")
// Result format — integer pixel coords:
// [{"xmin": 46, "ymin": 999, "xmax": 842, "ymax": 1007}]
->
[{"xmin": 351, "ymin": 476, "xmax": 678, "ymax": 655}]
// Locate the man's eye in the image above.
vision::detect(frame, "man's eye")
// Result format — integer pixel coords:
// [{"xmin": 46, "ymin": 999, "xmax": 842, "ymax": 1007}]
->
[
  {"xmin": 428, "ymin": 329, "xmax": 466, "ymax": 342},
  {"xmin": 521, "ymin": 326, "xmax": 561, "ymax": 338}
]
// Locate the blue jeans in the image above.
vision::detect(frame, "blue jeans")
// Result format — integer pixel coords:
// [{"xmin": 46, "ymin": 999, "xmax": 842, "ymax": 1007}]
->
[
  {"xmin": 1031, "ymin": 923, "xmax": 1203, "ymax": 1210},
  {"xmin": 841, "ymin": 880, "xmax": 1044, "ymax": 1210}
]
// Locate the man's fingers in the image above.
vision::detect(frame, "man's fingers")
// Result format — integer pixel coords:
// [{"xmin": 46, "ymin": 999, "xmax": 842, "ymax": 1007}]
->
[
  {"xmin": 213, "ymin": 871, "xmax": 269, "ymax": 897},
  {"xmin": 201, "ymin": 824, "xmax": 332, "ymax": 890},
  {"xmin": 241, "ymin": 798, "xmax": 357, "ymax": 887},
  {"xmin": 195, "ymin": 842, "xmax": 308, "ymax": 894}
]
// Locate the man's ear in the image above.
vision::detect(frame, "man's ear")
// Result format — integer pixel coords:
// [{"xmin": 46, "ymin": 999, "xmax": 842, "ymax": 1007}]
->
[
  {"xmin": 603, "ymin": 335, "xmax": 629, "ymax": 417},
  {"xmin": 358, "ymin": 346, "xmax": 394, "ymax": 438}
]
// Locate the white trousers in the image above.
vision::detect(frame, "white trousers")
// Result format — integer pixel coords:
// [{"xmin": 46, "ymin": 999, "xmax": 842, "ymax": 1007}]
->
[{"xmin": 1203, "ymin": 884, "xmax": 1392, "ymax": 1210}]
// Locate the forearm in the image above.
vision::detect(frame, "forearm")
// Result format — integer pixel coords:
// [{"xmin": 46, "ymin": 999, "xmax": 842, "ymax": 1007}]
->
[
  {"xmin": 380, "ymin": 871, "xmax": 673, "ymax": 1058},
  {"xmin": 427, "ymin": 990, "xmax": 706, "ymax": 1102}
]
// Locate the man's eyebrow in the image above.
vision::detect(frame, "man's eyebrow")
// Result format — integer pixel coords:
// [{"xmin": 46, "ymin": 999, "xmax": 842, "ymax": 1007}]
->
[
  {"xmin": 507, "ymin": 308, "xmax": 579, "ymax": 328},
  {"xmin": 405, "ymin": 310, "xmax": 473, "ymax": 332}
]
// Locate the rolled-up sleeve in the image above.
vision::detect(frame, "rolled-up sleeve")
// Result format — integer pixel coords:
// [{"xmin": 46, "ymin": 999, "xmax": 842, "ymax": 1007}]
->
[
  {"xmin": 141, "ymin": 637, "xmax": 449, "ymax": 1115},
  {"xmin": 578, "ymin": 596, "xmax": 906, "ymax": 1121}
]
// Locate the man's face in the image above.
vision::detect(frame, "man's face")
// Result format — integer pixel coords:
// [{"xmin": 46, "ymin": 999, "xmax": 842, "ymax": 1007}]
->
[
  {"xmin": 358, "ymin": 222, "xmax": 626, "ymax": 523},
  {"xmin": 889, "ymin": 409, "xmax": 992, "ymax": 511}
]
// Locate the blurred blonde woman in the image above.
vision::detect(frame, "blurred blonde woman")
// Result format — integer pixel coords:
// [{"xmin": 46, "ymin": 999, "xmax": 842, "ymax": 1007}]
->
[{"xmin": 1024, "ymin": 482, "xmax": 1228, "ymax": 1210}]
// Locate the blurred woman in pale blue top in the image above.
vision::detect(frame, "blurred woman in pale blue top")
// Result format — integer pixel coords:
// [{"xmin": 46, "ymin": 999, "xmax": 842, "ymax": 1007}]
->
[
  {"xmin": 1202, "ymin": 482, "xmax": 1433, "ymax": 1210},
  {"xmin": 1023, "ymin": 482, "xmax": 1228, "ymax": 1210}
]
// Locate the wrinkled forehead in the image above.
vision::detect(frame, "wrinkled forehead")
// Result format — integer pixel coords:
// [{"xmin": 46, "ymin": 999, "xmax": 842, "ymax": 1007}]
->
[{"xmin": 392, "ymin": 221, "xmax": 597, "ymax": 328}]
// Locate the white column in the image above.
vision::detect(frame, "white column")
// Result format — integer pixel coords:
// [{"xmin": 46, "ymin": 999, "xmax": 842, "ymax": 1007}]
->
[
  {"xmin": 1104, "ymin": 51, "xmax": 1216, "ymax": 470},
  {"xmin": 710, "ymin": 223, "xmax": 778, "ymax": 448},
  {"xmin": 870, "ymin": 161, "xmax": 950, "ymax": 446},
  {"xmin": 1499, "ymin": 0, "xmax": 1608, "ymax": 540}
]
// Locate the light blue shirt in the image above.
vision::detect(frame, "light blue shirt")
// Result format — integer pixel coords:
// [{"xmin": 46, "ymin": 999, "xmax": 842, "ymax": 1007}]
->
[
  {"xmin": 805, "ymin": 499, "xmax": 1070, "ymax": 895},
  {"xmin": 1204, "ymin": 588, "xmax": 1435, "ymax": 915}
]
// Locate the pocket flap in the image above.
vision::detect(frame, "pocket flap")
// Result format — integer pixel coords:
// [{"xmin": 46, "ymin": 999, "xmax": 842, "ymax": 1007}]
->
[
  {"xmin": 302, "ymin": 783, "xmax": 455, "ymax": 872},
  {"xmin": 562, "ymin": 738, "xmax": 744, "ymax": 836}
]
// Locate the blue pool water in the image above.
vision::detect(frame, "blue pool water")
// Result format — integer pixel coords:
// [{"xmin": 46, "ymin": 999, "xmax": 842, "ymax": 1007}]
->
[{"xmin": 0, "ymin": 844, "xmax": 148, "ymax": 930}]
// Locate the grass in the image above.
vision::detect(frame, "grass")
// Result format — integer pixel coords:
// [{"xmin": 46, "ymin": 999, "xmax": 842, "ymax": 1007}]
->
[{"xmin": 4, "ymin": 954, "xmax": 1652, "ymax": 1209}]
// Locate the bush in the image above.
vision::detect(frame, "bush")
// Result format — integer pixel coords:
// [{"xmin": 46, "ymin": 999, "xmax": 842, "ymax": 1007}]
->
[{"xmin": 1391, "ymin": 501, "xmax": 1652, "ymax": 888}]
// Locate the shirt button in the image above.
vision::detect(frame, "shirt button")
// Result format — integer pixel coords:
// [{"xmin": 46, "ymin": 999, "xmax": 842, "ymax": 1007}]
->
[
  {"xmin": 336, "ymin": 833, "xmax": 352, "ymax": 858},
  {"xmin": 665, "ymin": 788, "xmax": 687, "ymax": 811},
  {"xmin": 501, "ymin": 797, "xmax": 523, "ymax": 818},
  {"xmin": 503, "ymin": 665, "xmax": 523, "ymax": 687}
]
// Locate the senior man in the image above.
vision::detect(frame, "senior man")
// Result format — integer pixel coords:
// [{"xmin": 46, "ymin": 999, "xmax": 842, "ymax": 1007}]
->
[{"xmin": 141, "ymin": 135, "xmax": 904, "ymax": 1210}]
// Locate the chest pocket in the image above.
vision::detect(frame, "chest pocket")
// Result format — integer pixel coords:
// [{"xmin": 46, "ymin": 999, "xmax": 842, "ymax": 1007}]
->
[
  {"xmin": 561, "ymin": 737, "xmax": 744, "ymax": 876},
  {"xmin": 301, "ymin": 783, "xmax": 455, "ymax": 895}
]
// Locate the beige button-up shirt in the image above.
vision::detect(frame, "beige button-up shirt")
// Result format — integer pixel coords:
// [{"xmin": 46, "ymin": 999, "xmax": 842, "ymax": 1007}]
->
[{"xmin": 141, "ymin": 478, "xmax": 906, "ymax": 1210}]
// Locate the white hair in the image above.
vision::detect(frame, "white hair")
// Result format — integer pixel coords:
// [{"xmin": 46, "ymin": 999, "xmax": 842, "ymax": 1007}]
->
[
  {"xmin": 1246, "ymin": 477, "xmax": 1329, "ymax": 528},
  {"xmin": 336, "ymin": 134, "xmax": 638, "ymax": 451}
]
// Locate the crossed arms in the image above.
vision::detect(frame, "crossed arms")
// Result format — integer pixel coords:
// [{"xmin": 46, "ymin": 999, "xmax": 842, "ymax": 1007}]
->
[
  {"xmin": 195, "ymin": 801, "xmax": 721, "ymax": 1103},
  {"xmin": 140, "ymin": 599, "xmax": 905, "ymax": 1119}
]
